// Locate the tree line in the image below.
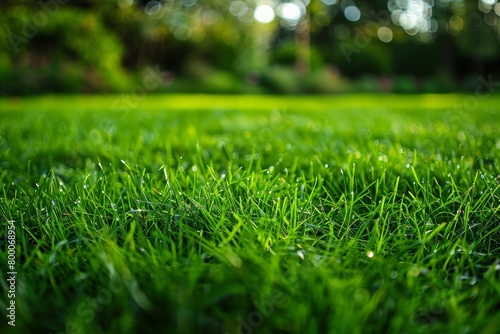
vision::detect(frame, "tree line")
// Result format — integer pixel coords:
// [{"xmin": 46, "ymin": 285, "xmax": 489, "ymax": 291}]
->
[{"xmin": 1, "ymin": 0, "xmax": 499, "ymax": 94}]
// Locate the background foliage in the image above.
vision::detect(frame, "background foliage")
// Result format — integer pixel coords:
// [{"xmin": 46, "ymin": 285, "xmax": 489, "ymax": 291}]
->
[{"xmin": 1, "ymin": 0, "xmax": 500, "ymax": 94}]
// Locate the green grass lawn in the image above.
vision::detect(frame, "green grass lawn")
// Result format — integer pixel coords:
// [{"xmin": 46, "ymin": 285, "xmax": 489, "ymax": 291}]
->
[{"xmin": 1, "ymin": 94, "xmax": 499, "ymax": 333}]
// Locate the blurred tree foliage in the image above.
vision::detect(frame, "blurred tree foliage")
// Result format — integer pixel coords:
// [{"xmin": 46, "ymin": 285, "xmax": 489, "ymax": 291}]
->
[
  {"xmin": 0, "ymin": 3, "xmax": 130, "ymax": 94},
  {"xmin": 0, "ymin": 0, "xmax": 499, "ymax": 95}
]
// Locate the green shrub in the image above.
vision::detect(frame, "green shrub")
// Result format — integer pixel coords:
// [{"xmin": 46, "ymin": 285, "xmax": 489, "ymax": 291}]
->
[
  {"xmin": 302, "ymin": 66, "xmax": 348, "ymax": 94},
  {"xmin": 260, "ymin": 66, "xmax": 301, "ymax": 94},
  {"xmin": 0, "ymin": 7, "xmax": 132, "ymax": 94},
  {"xmin": 420, "ymin": 73, "xmax": 454, "ymax": 93},
  {"xmin": 351, "ymin": 75, "xmax": 380, "ymax": 93},
  {"xmin": 392, "ymin": 75, "xmax": 417, "ymax": 93}
]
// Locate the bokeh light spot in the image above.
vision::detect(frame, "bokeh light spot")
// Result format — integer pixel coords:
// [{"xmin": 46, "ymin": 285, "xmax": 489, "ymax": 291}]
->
[
  {"xmin": 230, "ymin": 1, "xmax": 249, "ymax": 17},
  {"xmin": 174, "ymin": 26, "xmax": 192, "ymax": 41},
  {"xmin": 254, "ymin": 4, "xmax": 275, "ymax": 24},
  {"xmin": 377, "ymin": 27, "xmax": 393, "ymax": 43},
  {"xmin": 202, "ymin": 10, "xmax": 220, "ymax": 25},
  {"xmin": 481, "ymin": 0, "xmax": 496, "ymax": 6},
  {"xmin": 278, "ymin": 2, "xmax": 303, "ymax": 22},
  {"xmin": 181, "ymin": 0, "xmax": 197, "ymax": 7},
  {"xmin": 484, "ymin": 11, "xmax": 498, "ymax": 25},
  {"xmin": 321, "ymin": 0, "xmax": 338, "ymax": 5},
  {"xmin": 118, "ymin": 0, "xmax": 133, "ymax": 9},
  {"xmin": 449, "ymin": 15, "xmax": 464, "ymax": 32},
  {"xmin": 145, "ymin": 1, "xmax": 161, "ymax": 16},
  {"xmin": 388, "ymin": 0, "xmax": 434, "ymax": 35},
  {"xmin": 344, "ymin": 6, "xmax": 361, "ymax": 22}
]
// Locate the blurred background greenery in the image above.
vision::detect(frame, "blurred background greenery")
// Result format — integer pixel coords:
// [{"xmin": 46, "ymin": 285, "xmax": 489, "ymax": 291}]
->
[{"xmin": 0, "ymin": 0, "xmax": 499, "ymax": 95}]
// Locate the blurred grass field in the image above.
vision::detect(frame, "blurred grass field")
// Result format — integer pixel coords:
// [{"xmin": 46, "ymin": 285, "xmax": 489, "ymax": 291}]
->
[{"xmin": 1, "ymin": 94, "xmax": 500, "ymax": 334}]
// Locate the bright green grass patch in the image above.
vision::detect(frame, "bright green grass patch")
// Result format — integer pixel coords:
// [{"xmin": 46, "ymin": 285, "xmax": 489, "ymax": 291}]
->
[
  {"xmin": 0, "ymin": 95, "xmax": 500, "ymax": 333},
  {"xmin": 1, "ymin": 93, "xmax": 498, "ymax": 112}
]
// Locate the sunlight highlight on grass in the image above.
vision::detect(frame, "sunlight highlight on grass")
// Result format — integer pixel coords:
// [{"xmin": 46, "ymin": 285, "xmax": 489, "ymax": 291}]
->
[{"xmin": 0, "ymin": 94, "xmax": 499, "ymax": 333}]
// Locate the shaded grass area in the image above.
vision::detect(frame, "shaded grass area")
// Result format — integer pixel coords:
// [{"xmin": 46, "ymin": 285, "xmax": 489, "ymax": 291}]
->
[{"xmin": 1, "ymin": 95, "xmax": 500, "ymax": 333}]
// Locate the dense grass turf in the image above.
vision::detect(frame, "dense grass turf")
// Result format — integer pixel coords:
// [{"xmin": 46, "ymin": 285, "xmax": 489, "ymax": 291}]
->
[{"xmin": 1, "ymin": 94, "xmax": 500, "ymax": 333}]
